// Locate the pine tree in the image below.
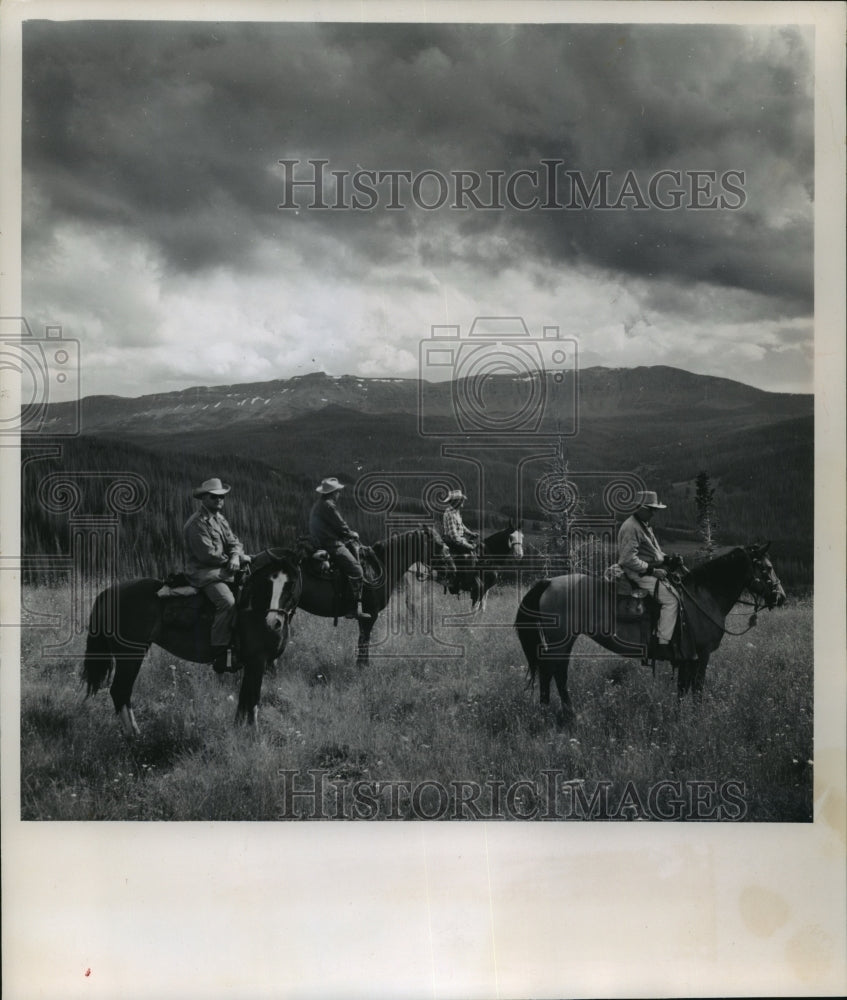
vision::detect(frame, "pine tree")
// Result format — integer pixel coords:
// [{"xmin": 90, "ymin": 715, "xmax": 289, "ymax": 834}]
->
[
  {"xmin": 538, "ymin": 442, "xmax": 608, "ymax": 575},
  {"xmin": 695, "ymin": 470, "xmax": 717, "ymax": 554},
  {"xmin": 539, "ymin": 444, "xmax": 574, "ymax": 575}
]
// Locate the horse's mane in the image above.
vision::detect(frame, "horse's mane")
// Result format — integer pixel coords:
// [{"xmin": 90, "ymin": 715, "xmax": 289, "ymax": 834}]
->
[
  {"xmin": 684, "ymin": 546, "xmax": 750, "ymax": 588},
  {"xmin": 251, "ymin": 547, "xmax": 300, "ymax": 576},
  {"xmin": 370, "ymin": 527, "xmax": 425, "ymax": 562}
]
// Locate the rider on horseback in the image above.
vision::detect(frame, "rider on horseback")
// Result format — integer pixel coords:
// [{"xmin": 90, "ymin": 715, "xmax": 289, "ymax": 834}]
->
[
  {"xmin": 183, "ymin": 477, "xmax": 252, "ymax": 673},
  {"xmin": 617, "ymin": 489, "xmax": 679, "ymax": 659},
  {"xmin": 441, "ymin": 489, "xmax": 479, "ymax": 594},
  {"xmin": 309, "ymin": 477, "xmax": 372, "ymax": 620}
]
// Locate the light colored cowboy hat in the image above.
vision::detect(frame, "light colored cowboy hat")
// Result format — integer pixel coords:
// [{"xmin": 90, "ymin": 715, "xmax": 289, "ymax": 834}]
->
[
  {"xmin": 446, "ymin": 489, "xmax": 468, "ymax": 504},
  {"xmin": 315, "ymin": 477, "xmax": 345, "ymax": 494},
  {"xmin": 635, "ymin": 489, "xmax": 667, "ymax": 510},
  {"xmin": 193, "ymin": 477, "xmax": 231, "ymax": 498}
]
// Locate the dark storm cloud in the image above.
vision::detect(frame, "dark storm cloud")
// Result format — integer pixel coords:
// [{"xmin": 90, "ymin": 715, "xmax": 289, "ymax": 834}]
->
[{"xmin": 23, "ymin": 20, "xmax": 812, "ymax": 308}]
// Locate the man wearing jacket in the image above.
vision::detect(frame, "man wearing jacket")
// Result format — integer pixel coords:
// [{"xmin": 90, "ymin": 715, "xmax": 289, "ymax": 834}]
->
[
  {"xmin": 616, "ymin": 489, "xmax": 679, "ymax": 658},
  {"xmin": 184, "ymin": 477, "xmax": 252, "ymax": 672},
  {"xmin": 309, "ymin": 477, "xmax": 371, "ymax": 619}
]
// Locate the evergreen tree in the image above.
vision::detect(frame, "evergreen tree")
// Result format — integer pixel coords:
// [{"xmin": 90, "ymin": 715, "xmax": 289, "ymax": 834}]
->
[{"xmin": 695, "ymin": 470, "xmax": 717, "ymax": 554}]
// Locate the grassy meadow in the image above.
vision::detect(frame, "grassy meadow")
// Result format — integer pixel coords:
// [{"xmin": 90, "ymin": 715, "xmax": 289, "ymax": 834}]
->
[{"xmin": 19, "ymin": 578, "xmax": 812, "ymax": 822}]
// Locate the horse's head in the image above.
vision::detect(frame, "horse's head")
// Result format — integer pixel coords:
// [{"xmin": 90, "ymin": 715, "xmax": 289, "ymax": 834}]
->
[
  {"xmin": 507, "ymin": 525, "xmax": 525, "ymax": 560},
  {"xmin": 243, "ymin": 548, "xmax": 302, "ymax": 632},
  {"xmin": 745, "ymin": 542, "xmax": 786, "ymax": 609},
  {"xmin": 484, "ymin": 523, "xmax": 525, "ymax": 560}
]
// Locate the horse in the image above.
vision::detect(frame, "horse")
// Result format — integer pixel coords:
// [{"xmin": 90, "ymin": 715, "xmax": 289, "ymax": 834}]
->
[
  {"xmin": 514, "ymin": 543, "xmax": 786, "ymax": 719},
  {"xmin": 294, "ymin": 526, "xmax": 444, "ymax": 668},
  {"xmin": 82, "ymin": 548, "xmax": 301, "ymax": 735},
  {"xmin": 446, "ymin": 522, "xmax": 525, "ymax": 612}
]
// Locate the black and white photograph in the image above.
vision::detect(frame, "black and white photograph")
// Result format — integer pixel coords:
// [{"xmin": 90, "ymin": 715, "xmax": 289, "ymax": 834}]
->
[{"xmin": 2, "ymin": 1, "xmax": 845, "ymax": 997}]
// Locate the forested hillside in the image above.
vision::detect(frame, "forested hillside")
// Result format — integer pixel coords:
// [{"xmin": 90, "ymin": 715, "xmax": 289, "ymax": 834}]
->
[{"xmin": 22, "ymin": 404, "xmax": 813, "ymax": 588}]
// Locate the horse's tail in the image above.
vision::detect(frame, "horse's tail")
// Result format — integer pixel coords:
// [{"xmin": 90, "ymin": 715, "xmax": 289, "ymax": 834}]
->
[
  {"xmin": 82, "ymin": 588, "xmax": 115, "ymax": 696},
  {"xmin": 514, "ymin": 579, "xmax": 552, "ymax": 684}
]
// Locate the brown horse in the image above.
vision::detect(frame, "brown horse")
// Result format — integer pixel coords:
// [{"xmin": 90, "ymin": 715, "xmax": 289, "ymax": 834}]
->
[
  {"xmin": 82, "ymin": 548, "xmax": 301, "ymax": 734},
  {"xmin": 515, "ymin": 544, "xmax": 786, "ymax": 719},
  {"xmin": 294, "ymin": 526, "xmax": 444, "ymax": 667}
]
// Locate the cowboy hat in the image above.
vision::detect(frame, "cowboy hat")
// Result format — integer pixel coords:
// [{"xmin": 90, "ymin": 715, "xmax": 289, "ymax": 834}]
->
[
  {"xmin": 446, "ymin": 489, "xmax": 468, "ymax": 504},
  {"xmin": 193, "ymin": 477, "xmax": 231, "ymax": 498},
  {"xmin": 635, "ymin": 490, "xmax": 667, "ymax": 510},
  {"xmin": 315, "ymin": 477, "xmax": 345, "ymax": 494}
]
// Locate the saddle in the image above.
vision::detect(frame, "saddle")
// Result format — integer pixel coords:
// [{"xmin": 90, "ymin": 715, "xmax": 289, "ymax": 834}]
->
[
  {"xmin": 613, "ymin": 572, "xmax": 696, "ymax": 662},
  {"xmin": 297, "ymin": 537, "xmax": 380, "ymax": 592},
  {"xmin": 156, "ymin": 572, "xmax": 238, "ymax": 629},
  {"xmin": 614, "ymin": 573, "xmax": 652, "ymax": 622}
]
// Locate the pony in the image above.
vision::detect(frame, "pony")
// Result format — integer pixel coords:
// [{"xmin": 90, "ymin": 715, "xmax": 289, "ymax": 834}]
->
[
  {"xmin": 514, "ymin": 543, "xmax": 785, "ymax": 719},
  {"xmin": 294, "ymin": 526, "xmax": 445, "ymax": 668},
  {"xmin": 82, "ymin": 548, "xmax": 301, "ymax": 734},
  {"xmin": 446, "ymin": 522, "xmax": 525, "ymax": 612}
]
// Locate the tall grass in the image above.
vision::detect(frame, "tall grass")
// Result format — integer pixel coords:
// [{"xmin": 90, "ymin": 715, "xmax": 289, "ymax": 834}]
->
[{"xmin": 20, "ymin": 581, "xmax": 812, "ymax": 821}]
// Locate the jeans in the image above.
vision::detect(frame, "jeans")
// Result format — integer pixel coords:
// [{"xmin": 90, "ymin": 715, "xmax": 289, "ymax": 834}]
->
[
  {"xmin": 202, "ymin": 581, "xmax": 236, "ymax": 646},
  {"xmin": 638, "ymin": 574, "xmax": 679, "ymax": 642},
  {"xmin": 330, "ymin": 543, "xmax": 363, "ymax": 599}
]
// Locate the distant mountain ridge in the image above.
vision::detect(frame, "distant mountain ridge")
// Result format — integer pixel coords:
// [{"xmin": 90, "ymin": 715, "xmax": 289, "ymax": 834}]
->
[{"xmin": 38, "ymin": 365, "xmax": 811, "ymax": 436}]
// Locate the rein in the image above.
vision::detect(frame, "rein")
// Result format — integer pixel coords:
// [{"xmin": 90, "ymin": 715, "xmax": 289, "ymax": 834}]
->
[{"xmin": 676, "ymin": 580, "xmax": 763, "ymax": 636}]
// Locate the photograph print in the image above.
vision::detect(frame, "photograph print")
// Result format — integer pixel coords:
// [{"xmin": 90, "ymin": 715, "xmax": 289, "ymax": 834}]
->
[{"xmin": 10, "ymin": 11, "xmax": 828, "ymax": 830}]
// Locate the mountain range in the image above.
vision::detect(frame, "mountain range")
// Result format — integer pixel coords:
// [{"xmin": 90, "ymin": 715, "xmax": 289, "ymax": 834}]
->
[{"xmin": 40, "ymin": 365, "xmax": 809, "ymax": 437}]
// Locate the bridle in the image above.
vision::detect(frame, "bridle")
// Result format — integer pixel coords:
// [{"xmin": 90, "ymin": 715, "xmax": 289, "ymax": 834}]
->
[
  {"xmin": 744, "ymin": 552, "xmax": 784, "ymax": 612},
  {"xmin": 675, "ymin": 548, "xmax": 784, "ymax": 636},
  {"xmin": 237, "ymin": 556, "xmax": 301, "ymax": 617}
]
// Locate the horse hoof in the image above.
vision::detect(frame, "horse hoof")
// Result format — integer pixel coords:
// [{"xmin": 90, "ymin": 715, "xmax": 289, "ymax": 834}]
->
[
  {"xmin": 119, "ymin": 706, "xmax": 140, "ymax": 739},
  {"xmin": 554, "ymin": 707, "xmax": 575, "ymax": 730}
]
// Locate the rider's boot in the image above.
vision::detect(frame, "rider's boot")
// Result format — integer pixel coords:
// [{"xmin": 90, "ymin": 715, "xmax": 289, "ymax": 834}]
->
[
  {"xmin": 650, "ymin": 640, "xmax": 674, "ymax": 661},
  {"xmin": 346, "ymin": 580, "xmax": 372, "ymax": 620},
  {"xmin": 211, "ymin": 644, "xmax": 240, "ymax": 673}
]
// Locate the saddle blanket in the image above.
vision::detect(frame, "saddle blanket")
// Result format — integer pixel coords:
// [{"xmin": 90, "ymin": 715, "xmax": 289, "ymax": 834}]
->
[{"xmin": 157, "ymin": 583, "xmax": 199, "ymax": 598}]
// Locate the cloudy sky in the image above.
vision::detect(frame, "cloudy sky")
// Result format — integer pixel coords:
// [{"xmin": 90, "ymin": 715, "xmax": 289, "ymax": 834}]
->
[{"xmin": 21, "ymin": 17, "xmax": 814, "ymax": 398}]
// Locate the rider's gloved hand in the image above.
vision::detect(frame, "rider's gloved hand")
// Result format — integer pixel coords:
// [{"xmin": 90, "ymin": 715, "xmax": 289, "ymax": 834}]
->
[{"xmin": 653, "ymin": 567, "xmax": 668, "ymax": 580}]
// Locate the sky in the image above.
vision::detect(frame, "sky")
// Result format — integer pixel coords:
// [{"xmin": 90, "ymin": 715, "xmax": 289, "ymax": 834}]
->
[{"xmin": 20, "ymin": 18, "xmax": 815, "ymax": 399}]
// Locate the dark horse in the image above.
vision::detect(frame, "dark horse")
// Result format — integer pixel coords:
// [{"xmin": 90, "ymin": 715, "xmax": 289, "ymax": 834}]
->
[
  {"xmin": 515, "ymin": 544, "xmax": 786, "ymax": 718},
  {"xmin": 295, "ymin": 526, "xmax": 443, "ymax": 668},
  {"xmin": 447, "ymin": 522, "xmax": 525, "ymax": 612},
  {"xmin": 82, "ymin": 548, "xmax": 301, "ymax": 734}
]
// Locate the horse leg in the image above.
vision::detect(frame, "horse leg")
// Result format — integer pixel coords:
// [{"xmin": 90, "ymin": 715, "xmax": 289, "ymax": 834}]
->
[
  {"xmin": 691, "ymin": 652, "xmax": 709, "ymax": 700},
  {"xmin": 551, "ymin": 649, "xmax": 575, "ymax": 725},
  {"xmin": 109, "ymin": 654, "xmax": 146, "ymax": 738},
  {"xmin": 538, "ymin": 660, "xmax": 553, "ymax": 706},
  {"xmin": 676, "ymin": 659, "xmax": 697, "ymax": 699},
  {"xmin": 356, "ymin": 614, "xmax": 376, "ymax": 669},
  {"xmin": 236, "ymin": 648, "xmax": 264, "ymax": 726}
]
